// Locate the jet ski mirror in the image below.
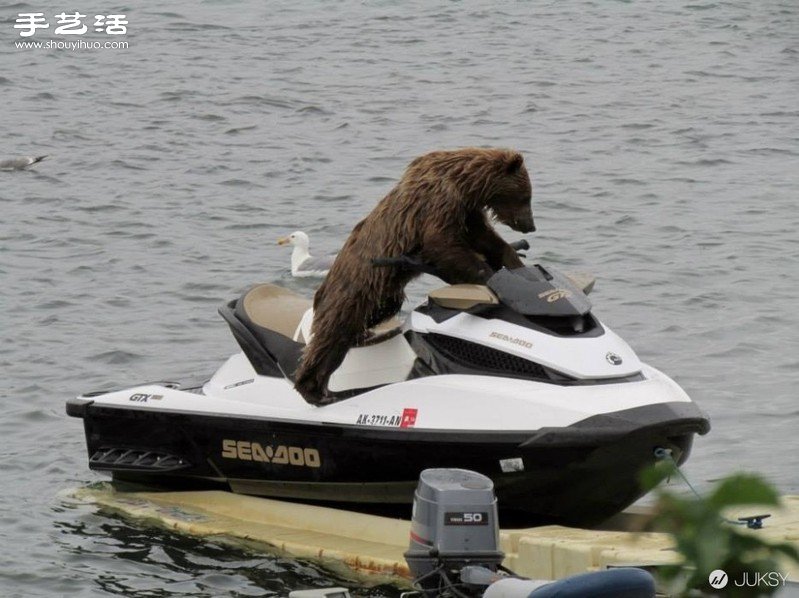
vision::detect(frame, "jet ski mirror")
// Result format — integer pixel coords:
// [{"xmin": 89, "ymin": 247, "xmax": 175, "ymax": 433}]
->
[{"xmin": 509, "ymin": 239, "xmax": 529, "ymax": 252}]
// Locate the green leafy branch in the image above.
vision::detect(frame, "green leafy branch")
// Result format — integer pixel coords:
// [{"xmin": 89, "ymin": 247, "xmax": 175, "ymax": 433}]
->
[{"xmin": 641, "ymin": 464, "xmax": 799, "ymax": 597}]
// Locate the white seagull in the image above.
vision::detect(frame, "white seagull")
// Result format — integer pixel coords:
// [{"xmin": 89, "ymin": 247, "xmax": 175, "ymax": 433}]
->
[
  {"xmin": 0, "ymin": 155, "xmax": 48, "ymax": 171},
  {"xmin": 277, "ymin": 231, "xmax": 337, "ymax": 278}
]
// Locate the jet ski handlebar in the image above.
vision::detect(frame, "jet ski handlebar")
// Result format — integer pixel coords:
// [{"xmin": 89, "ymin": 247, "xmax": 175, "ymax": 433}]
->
[
  {"xmin": 371, "ymin": 239, "xmax": 530, "ymax": 275},
  {"xmin": 509, "ymin": 239, "xmax": 530, "ymax": 252}
]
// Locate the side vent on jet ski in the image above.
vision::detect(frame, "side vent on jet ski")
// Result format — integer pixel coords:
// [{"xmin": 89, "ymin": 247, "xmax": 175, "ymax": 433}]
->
[
  {"xmin": 89, "ymin": 448, "xmax": 191, "ymax": 472},
  {"xmin": 422, "ymin": 333, "xmax": 563, "ymax": 381}
]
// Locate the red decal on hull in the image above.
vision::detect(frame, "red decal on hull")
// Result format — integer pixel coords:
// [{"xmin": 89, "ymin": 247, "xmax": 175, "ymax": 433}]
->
[{"xmin": 400, "ymin": 408, "xmax": 418, "ymax": 428}]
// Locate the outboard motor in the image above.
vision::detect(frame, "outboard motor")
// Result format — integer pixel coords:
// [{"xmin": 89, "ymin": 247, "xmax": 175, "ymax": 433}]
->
[
  {"xmin": 405, "ymin": 469, "xmax": 657, "ymax": 598},
  {"xmin": 405, "ymin": 469, "xmax": 504, "ymax": 595}
]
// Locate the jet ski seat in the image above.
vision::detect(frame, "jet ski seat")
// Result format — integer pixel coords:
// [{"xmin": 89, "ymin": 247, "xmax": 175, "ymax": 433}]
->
[
  {"xmin": 429, "ymin": 284, "xmax": 499, "ymax": 310},
  {"xmin": 219, "ymin": 284, "xmax": 414, "ymax": 396},
  {"xmin": 241, "ymin": 284, "xmax": 311, "ymax": 341},
  {"xmin": 239, "ymin": 284, "xmax": 402, "ymax": 346}
]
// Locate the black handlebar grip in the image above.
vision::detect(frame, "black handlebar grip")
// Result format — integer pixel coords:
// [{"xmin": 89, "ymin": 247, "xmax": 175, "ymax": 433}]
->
[{"xmin": 509, "ymin": 239, "xmax": 530, "ymax": 251}]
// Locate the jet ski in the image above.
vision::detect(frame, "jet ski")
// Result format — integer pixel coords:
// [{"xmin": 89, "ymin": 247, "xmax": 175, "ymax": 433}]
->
[{"xmin": 66, "ymin": 242, "xmax": 710, "ymax": 526}]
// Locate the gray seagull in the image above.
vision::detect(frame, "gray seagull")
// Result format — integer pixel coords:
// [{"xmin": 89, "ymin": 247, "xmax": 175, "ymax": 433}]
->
[{"xmin": 0, "ymin": 155, "xmax": 48, "ymax": 171}]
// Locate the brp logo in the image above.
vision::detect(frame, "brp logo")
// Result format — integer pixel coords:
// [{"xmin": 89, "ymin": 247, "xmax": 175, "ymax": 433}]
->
[
  {"xmin": 606, "ymin": 352, "xmax": 623, "ymax": 365},
  {"xmin": 709, "ymin": 569, "xmax": 728, "ymax": 589}
]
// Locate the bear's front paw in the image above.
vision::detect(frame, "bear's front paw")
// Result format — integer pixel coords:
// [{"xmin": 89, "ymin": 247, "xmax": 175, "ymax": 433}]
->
[
  {"xmin": 477, "ymin": 265, "xmax": 494, "ymax": 282},
  {"xmin": 294, "ymin": 379, "xmax": 325, "ymax": 406}
]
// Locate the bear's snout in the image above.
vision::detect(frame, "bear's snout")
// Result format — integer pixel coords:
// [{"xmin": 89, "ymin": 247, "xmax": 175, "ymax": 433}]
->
[{"xmin": 513, "ymin": 215, "xmax": 536, "ymax": 233}]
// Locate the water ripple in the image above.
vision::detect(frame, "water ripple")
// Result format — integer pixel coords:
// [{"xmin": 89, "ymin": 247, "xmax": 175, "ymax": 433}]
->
[{"xmin": 2, "ymin": 0, "xmax": 798, "ymax": 595}]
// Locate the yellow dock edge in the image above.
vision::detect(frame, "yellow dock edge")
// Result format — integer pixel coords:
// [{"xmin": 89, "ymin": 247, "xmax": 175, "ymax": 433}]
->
[{"xmin": 67, "ymin": 485, "xmax": 799, "ymax": 586}]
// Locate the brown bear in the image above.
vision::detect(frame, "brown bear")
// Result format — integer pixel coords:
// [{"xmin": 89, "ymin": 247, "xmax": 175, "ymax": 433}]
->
[{"xmin": 294, "ymin": 147, "xmax": 535, "ymax": 404}]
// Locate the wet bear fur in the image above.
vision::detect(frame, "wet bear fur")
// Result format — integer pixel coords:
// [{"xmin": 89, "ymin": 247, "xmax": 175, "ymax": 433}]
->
[{"xmin": 294, "ymin": 147, "xmax": 535, "ymax": 404}]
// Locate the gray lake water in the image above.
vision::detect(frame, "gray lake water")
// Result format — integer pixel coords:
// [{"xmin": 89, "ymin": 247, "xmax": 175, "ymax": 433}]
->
[{"xmin": 2, "ymin": 1, "xmax": 798, "ymax": 596}]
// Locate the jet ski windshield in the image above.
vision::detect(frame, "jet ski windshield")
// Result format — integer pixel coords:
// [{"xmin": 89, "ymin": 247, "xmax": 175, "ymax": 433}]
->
[
  {"xmin": 372, "ymin": 243, "xmax": 591, "ymax": 318},
  {"xmin": 487, "ymin": 266, "xmax": 592, "ymax": 317}
]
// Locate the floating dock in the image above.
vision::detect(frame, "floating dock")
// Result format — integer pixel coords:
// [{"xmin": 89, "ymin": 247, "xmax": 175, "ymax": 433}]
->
[{"xmin": 71, "ymin": 485, "xmax": 799, "ymax": 587}]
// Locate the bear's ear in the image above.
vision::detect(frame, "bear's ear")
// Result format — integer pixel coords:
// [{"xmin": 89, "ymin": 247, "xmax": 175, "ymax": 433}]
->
[{"xmin": 505, "ymin": 152, "xmax": 524, "ymax": 174}]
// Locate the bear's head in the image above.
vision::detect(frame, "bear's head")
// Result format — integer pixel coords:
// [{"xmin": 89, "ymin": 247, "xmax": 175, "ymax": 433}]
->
[{"xmin": 486, "ymin": 152, "xmax": 535, "ymax": 234}]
